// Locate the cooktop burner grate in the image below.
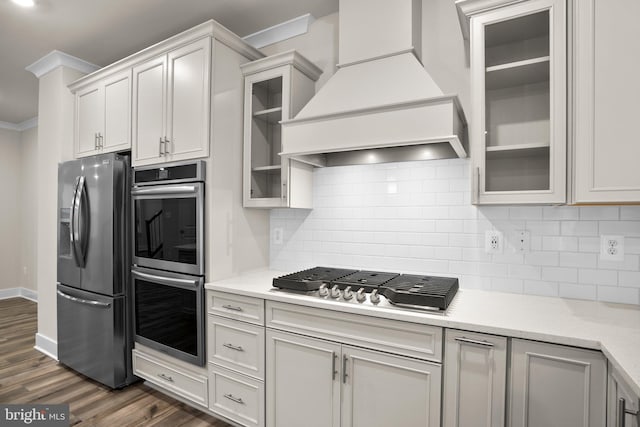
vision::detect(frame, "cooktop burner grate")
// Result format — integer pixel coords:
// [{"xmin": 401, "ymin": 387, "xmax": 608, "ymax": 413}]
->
[
  {"xmin": 381, "ymin": 275, "xmax": 458, "ymax": 310},
  {"xmin": 330, "ymin": 271, "xmax": 399, "ymax": 293},
  {"xmin": 272, "ymin": 267, "xmax": 357, "ymax": 292}
]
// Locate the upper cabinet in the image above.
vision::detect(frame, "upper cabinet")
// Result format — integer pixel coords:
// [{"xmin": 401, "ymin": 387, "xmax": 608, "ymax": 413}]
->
[
  {"xmin": 572, "ymin": 0, "xmax": 640, "ymax": 203},
  {"xmin": 241, "ymin": 51, "xmax": 321, "ymax": 209},
  {"xmin": 73, "ymin": 69, "xmax": 131, "ymax": 158},
  {"xmin": 132, "ymin": 37, "xmax": 211, "ymax": 167},
  {"xmin": 458, "ymin": 0, "xmax": 567, "ymax": 205}
]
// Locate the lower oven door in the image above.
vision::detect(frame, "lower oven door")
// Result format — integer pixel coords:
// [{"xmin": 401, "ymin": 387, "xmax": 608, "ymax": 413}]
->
[{"xmin": 132, "ymin": 267, "xmax": 205, "ymax": 366}]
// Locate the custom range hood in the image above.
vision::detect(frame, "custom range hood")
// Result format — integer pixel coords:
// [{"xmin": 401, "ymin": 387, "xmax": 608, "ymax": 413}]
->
[{"xmin": 280, "ymin": 0, "xmax": 468, "ymax": 167}]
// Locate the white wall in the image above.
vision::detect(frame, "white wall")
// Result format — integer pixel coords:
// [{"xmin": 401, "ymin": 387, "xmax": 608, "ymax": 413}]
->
[
  {"xmin": 0, "ymin": 128, "xmax": 23, "ymax": 290},
  {"xmin": 20, "ymin": 126, "xmax": 38, "ymax": 290},
  {"xmin": 271, "ymin": 159, "xmax": 640, "ymax": 305}
]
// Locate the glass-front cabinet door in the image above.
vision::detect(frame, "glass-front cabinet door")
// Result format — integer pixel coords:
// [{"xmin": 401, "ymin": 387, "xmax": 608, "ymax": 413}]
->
[{"xmin": 467, "ymin": 0, "xmax": 566, "ymax": 204}]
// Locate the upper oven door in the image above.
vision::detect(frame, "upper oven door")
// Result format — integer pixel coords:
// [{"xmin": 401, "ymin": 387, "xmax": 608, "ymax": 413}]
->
[{"xmin": 132, "ymin": 182, "xmax": 204, "ymax": 276}]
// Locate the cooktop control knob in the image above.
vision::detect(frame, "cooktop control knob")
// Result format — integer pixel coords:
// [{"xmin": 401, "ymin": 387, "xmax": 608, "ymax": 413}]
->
[
  {"xmin": 330, "ymin": 284, "xmax": 341, "ymax": 299},
  {"xmin": 356, "ymin": 288, "xmax": 366, "ymax": 303},
  {"xmin": 343, "ymin": 286, "xmax": 353, "ymax": 300},
  {"xmin": 370, "ymin": 289, "xmax": 380, "ymax": 304},
  {"xmin": 318, "ymin": 284, "xmax": 329, "ymax": 297}
]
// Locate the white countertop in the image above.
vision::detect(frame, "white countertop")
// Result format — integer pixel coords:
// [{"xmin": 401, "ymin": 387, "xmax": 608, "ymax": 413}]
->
[{"xmin": 206, "ymin": 269, "xmax": 640, "ymax": 396}]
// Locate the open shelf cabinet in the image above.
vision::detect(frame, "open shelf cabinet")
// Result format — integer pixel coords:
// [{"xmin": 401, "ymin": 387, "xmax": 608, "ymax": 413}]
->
[
  {"xmin": 459, "ymin": 0, "xmax": 567, "ymax": 204},
  {"xmin": 241, "ymin": 51, "xmax": 322, "ymax": 208}
]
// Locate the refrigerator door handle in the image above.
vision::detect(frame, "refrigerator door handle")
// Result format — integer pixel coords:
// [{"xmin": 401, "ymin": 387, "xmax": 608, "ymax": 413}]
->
[
  {"xmin": 70, "ymin": 176, "xmax": 81, "ymax": 267},
  {"xmin": 57, "ymin": 289, "xmax": 111, "ymax": 308},
  {"xmin": 132, "ymin": 269, "xmax": 200, "ymax": 289},
  {"xmin": 72, "ymin": 176, "xmax": 89, "ymax": 268}
]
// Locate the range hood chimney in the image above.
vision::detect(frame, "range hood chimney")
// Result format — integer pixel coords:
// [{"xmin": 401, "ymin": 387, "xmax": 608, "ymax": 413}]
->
[{"xmin": 280, "ymin": 0, "xmax": 467, "ymax": 167}]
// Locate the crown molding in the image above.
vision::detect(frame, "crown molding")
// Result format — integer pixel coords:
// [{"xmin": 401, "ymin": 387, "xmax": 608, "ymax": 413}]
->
[
  {"xmin": 0, "ymin": 117, "xmax": 38, "ymax": 131},
  {"xmin": 243, "ymin": 13, "xmax": 315, "ymax": 49},
  {"xmin": 25, "ymin": 50, "xmax": 100, "ymax": 79}
]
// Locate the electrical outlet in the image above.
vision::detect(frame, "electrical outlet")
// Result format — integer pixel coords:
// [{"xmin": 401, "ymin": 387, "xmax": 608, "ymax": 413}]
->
[
  {"xmin": 273, "ymin": 227, "xmax": 284, "ymax": 245},
  {"xmin": 515, "ymin": 230, "xmax": 530, "ymax": 252},
  {"xmin": 600, "ymin": 235, "xmax": 624, "ymax": 261},
  {"xmin": 485, "ymin": 230, "xmax": 503, "ymax": 254}
]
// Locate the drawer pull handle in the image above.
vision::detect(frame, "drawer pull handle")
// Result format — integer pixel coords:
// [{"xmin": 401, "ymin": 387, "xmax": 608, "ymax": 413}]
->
[
  {"xmin": 223, "ymin": 343, "xmax": 244, "ymax": 352},
  {"xmin": 157, "ymin": 373, "xmax": 174, "ymax": 382},
  {"xmin": 222, "ymin": 304, "xmax": 243, "ymax": 312},
  {"xmin": 455, "ymin": 337, "xmax": 494, "ymax": 348},
  {"xmin": 224, "ymin": 393, "xmax": 245, "ymax": 404}
]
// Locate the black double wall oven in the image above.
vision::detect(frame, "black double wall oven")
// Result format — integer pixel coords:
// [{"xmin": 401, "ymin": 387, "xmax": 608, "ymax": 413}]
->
[{"xmin": 131, "ymin": 161, "xmax": 206, "ymax": 366}]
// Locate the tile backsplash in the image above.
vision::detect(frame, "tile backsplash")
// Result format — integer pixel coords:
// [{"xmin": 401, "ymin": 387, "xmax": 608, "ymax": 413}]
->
[{"xmin": 270, "ymin": 159, "xmax": 640, "ymax": 305}]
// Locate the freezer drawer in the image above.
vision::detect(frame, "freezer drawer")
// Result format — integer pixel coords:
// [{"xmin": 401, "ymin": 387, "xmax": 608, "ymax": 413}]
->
[{"xmin": 57, "ymin": 284, "xmax": 128, "ymax": 388}]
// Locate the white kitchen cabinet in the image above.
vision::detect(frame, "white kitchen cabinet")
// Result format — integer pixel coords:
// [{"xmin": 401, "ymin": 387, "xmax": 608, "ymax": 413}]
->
[
  {"xmin": 572, "ymin": 0, "xmax": 640, "ymax": 203},
  {"xmin": 73, "ymin": 69, "xmax": 131, "ymax": 158},
  {"xmin": 608, "ymin": 361, "xmax": 640, "ymax": 427},
  {"xmin": 241, "ymin": 51, "xmax": 321, "ymax": 208},
  {"xmin": 458, "ymin": 0, "xmax": 567, "ymax": 204},
  {"xmin": 266, "ymin": 329, "xmax": 441, "ymax": 427},
  {"xmin": 442, "ymin": 329, "xmax": 507, "ymax": 427},
  {"xmin": 266, "ymin": 329, "xmax": 341, "ymax": 427},
  {"xmin": 509, "ymin": 338, "xmax": 606, "ymax": 427},
  {"xmin": 132, "ymin": 37, "xmax": 211, "ymax": 166}
]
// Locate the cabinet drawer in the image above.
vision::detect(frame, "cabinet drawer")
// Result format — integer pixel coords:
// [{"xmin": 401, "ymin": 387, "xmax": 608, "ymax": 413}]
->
[
  {"xmin": 132, "ymin": 349, "xmax": 207, "ymax": 407},
  {"xmin": 208, "ymin": 291, "xmax": 264, "ymax": 325},
  {"xmin": 266, "ymin": 301, "xmax": 443, "ymax": 362},
  {"xmin": 209, "ymin": 365, "xmax": 265, "ymax": 427},
  {"xmin": 208, "ymin": 315, "xmax": 265, "ymax": 380}
]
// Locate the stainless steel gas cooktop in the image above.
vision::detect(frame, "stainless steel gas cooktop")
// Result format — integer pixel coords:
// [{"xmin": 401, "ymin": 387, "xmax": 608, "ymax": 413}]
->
[{"xmin": 272, "ymin": 267, "xmax": 459, "ymax": 312}]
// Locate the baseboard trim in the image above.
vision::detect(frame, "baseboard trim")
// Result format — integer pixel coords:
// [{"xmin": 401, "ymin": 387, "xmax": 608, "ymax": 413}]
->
[
  {"xmin": 34, "ymin": 333, "xmax": 58, "ymax": 360},
  {"xmin": 0, "ymin": 287, "xmax": 38, "ymax": 302}
]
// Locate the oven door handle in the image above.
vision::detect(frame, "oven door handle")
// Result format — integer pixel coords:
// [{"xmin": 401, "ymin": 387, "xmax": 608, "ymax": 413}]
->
[
  {"xmin": 131, "ymin": 185, "xmax": 199, "ymax": 196},
  {"xmin": 132, "ymin": 270, "xmax": 200, "ymax": 289}
]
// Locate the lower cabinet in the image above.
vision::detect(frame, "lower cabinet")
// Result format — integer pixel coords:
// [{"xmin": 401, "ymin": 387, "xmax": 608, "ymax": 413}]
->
[
  {"xmin": 608, "ymin": 361, "xmax": 640, "ymax": 427},
  {"xmin": 443, "ymin": 329, "xmax": 507, "ymax": 427},
  {"xmin": 132, "ymin": 347, "xmax": 208, "ymax": 407},
  {"xmin": 266, "ymin": 329, "xmax": 441, "ymax": 427},
  {"xmin": 209, "ymin": 365, "xmax": 265, "ymax": 427},
  {"xmin": 509, "ymin": 338, "xmax": 607, "ymax": 427}
]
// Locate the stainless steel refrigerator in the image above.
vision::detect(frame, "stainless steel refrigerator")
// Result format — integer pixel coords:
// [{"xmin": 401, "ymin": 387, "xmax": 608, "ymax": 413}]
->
[{"xmin": 56, "ymin": 152, "xmax": 136, "ymax": 388}]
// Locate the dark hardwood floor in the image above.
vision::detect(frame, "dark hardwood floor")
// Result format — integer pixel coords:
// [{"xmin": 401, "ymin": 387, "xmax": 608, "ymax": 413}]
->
[{"xmin": 0, "ymin": 297, "xmax": 231, "ymax": 427}]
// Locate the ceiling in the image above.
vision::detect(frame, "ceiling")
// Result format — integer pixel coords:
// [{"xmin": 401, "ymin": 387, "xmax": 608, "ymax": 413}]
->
[{"xmin": 0, "ymin": 0, "xmax": 339, "ymax": 125}]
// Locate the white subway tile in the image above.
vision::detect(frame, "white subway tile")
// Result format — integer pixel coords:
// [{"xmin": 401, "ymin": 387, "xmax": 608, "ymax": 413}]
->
[
  {"xmin": 558, "ymin": 283, "xmax": 597, "ymax": 301},
  {"xmin": 449, "ymin": 233, "xmax": 481, "ymax": 248},
  {"xmin": 524, "ymin": 221, "xmax": 561, "ymax": 236},
  {"xmin": 435, "ymin": 220, "xmax": 465, "ymax": 233},
  {"xmin": 448, "ymin": 206, "xmax": 478, "ymax": 220},
  {"xmin": 477, "ymin": 206, "xmax": 510, "ymax": 220},
  {"xmin": 543, "ymin": 236, "xmax": 579, "ymax": 252},
  {"xmin": 492, "ymin": 252, "xmax": 524, "ymax": 264},
  {"xmin": 542, "ymin": 267, "xmax": 578, "ymax": 283},
  {"xmin": 491, "ymin": 278, "xmax": 524, "ymax": 294},
  {"xmin": 395, "ymin": 232, "xmax": 423, "ymax": 245},
  {"xmin": 525, "ymin": 251, "xmax": 560, "ymax": 266},
  {"xmin": 578, "ymin": 237, "xmax": 600, "ymax": 253},
  {"xmin": 449, "ymin": 179, "xmax": 469, "ymax": 192},
  {"xmin": 449, "ymin": 261, "xmax": 479, "ymax": 275},
  {"xmin": 627, "ymin": 238, "xmax": 640, "ymax": 255},
  {"xmin": 597, "ymin": 255, "xmax": 640, "ymax": 271},
  {"xmin": 597, "ymin": 286, "xmax": 640, "ymax": 305},
  {"xmin": 579, "ymin": 206, "xmax": 619, "ymax": 220},
  {"xmin": 543, "ymin": 206, "xmax": 580, "ymax": 220},
  {"xmin": 422, "ymin": 180, "xmax": 450, "ymax": 193},
  {"xmin": 436, "ymin": 164, "xmax": 465, "ymax": 179},
  {"xmin": 578, "ymin": 269, "xmax": 617, "ymax": 286},
  {"xmin": 462, "ymin": 248, "xmax": 493, "ymax": 262},
  {"xmin": 478, "ymin": 263, "xmax": 509, "ymax": 277},
  {"xmin": 421, "ymin": 233, "xmax": 450, "ymax": 246},
  {"xmin": 384, "ymin": 245, "xmax": 412, "ymax": 258},
  {"xmin": 561, "ymin": 221, "xmax": 599, "ymax": 236},
  {"xmin": 530, "ymin": 236, "xmax": 543, "ymax": 251},
  {"xmin": 600, "ymin": 221, "xmax": 640, "ymax": 237},
  {"xmin": 559, "ymin": 252, "xmax": 598, "ymax": 268},
  {"xmin": 524, "ymin": 280, "xmax": 559, "ymax": 297},
  {"xmin": 509, "ymin": 207, "xmax": 543, "ymax": 220},
  {"xmin": 436, "ymin": 192, "xmax": 465, "ymax": 206},
  {"xmin": 464, "ymin": 220, "xmax": 493, "ymax": 234},
  {"xmin": 619, "ymin": 271, "xmax": 640, "ymax": 288},
  {"xmin": 432, "ymin": 247, "xmax": 463, "ymax": 261},
  {"xmin": 620, "ymin": 207, "xmax": 640, "ymax": 220},
  {"xmin": 509, "ymin": 264, "xmax": 542, "ymax": 280},
  {"xmin": 422, "ymin": 207, "xmax": 450, "ymax": 219},
  {"xmin": 409, "ymin": 246, "xmax": 435, "ymax": 259},
  {"xmin": 459, "ymin": 275, "xmax": 492, "ymax": 290}
]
